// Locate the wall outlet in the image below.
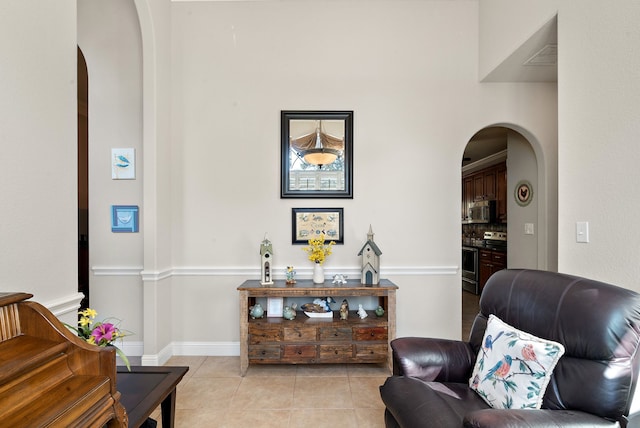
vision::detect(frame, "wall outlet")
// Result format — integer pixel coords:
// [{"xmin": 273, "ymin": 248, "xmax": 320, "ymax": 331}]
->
[{"xmin": 524, "ymin": 223, "xmax": 534, "ymax": 235}]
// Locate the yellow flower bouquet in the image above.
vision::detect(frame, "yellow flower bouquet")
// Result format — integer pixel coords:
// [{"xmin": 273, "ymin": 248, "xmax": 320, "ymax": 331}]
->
[{"xmin": 303, "ymin": 234, "xmax": 336, "ymax": 265}]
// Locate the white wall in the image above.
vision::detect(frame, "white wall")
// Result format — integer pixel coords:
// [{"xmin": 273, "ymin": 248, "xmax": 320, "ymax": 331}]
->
[
  {"xmin": 507, "ymin": 131, "xmax": 539, "ymax": 269},
  {"xmin": 557, "ymin": 0, "xmax": 640, "ymax": 288},
  {"xmin": 77, "ymin": 0, "xmax": 145, "ymax": 346},
  {"xmin": 167, "ymin": 0, "xmax": 557, "ymax": 346},
  {"xmin": 1, "ymin": 0, "xmax": 564, "ymax": 362},
  {"xmin": 0, "ymin": 0, "xmax": 80, "ymax": 321},
  {"xmin": 135, "ymin": 0, "xmax": 175, "ymax": 364}
]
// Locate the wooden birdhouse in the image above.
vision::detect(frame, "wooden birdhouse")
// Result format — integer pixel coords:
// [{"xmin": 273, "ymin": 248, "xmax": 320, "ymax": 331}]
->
[
  {"xmin": 260, "ymin": 235, "xmax": 274, "ymax": 285},
  {"xmin": 357, "ymin": 225, "xmax": 382, "ymax": 285}
]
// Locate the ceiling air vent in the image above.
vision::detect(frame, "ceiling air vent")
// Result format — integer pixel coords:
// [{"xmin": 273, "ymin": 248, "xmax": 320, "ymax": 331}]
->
[{"xmin": 524, "ymin": 44, "xmax": 557, "ymax": 66}]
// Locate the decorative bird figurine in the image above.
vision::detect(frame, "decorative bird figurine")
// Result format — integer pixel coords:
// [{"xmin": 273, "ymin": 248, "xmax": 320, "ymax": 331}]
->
[
  {"xmin": 522, "ymin": 344, "xmax": 546, "ymax": 371},
  {"xmin": 249, "ymin": 303, "xmax": 264, "ymax": 319},
  {"xmin": 283, "ymin": 305, "xmax": 297, "ymax": 320},
  {"xmin": 483, "ymin": 355, "xmax": 512, "ymax": 381}
]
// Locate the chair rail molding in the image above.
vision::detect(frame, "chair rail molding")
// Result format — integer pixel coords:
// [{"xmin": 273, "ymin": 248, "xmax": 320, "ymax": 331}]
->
[{"xmin": 92, "ymin": 265, "xmax": 459, "ymax": 279}]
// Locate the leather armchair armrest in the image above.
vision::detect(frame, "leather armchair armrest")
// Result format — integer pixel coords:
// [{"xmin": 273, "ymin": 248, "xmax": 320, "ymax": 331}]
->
[
  {"xmin": 391, "ymin": 337, "xmax": 476, "ymax": 383},
  {"xmin": 463, "ymin": 409, "xmax": 618, "ymax": 427}
]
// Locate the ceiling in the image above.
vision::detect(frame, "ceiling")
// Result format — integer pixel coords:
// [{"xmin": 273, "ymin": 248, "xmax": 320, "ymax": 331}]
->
[
  {"xmin": 462, "ymin": 127, "xmax": 508, "ymax": 167},
  {"xmin": 463, "ymin": 15, "xmax": 557, "ymax": 167},
  {"xmin": 482, "ymin": 15, "xmax": 557, "ymax": 83}
]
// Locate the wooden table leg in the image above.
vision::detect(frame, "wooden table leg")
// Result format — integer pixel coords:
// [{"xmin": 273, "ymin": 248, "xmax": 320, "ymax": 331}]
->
[
  {"xmin": 160, "ymin": 388, "xmax": 177, "ymax": 428},
  {"xmin": 239, "ymin": 290, "xmax": 249, "ymax": 376}
]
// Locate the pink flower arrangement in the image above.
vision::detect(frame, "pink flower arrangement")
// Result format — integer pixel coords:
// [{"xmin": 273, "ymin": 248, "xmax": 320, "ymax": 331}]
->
[{"xmin": 65, "ymin": 308, "xmax": 131, "ymax": 370}]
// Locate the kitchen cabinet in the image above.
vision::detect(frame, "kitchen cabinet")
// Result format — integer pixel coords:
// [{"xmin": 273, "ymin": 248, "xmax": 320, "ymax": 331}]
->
[
  {"xmin": 496, "ymin": 163, "xmax": 507, "ymax": 222},
  {"xmin": 482, "ymin": 169, "xmax": 496, "ymax": 200},
  {"xmin": 462, "ymin": 176, "xmax": 474, "ymax": 221},
  {"xmin": 462, "ymin": 162, "xmax": 507, "ymax": 222},
  {"xmin": 237, "ymin": 279, "xmax": 397, "ymax": 376},
  {"xmin": 473, "ymin": 174, "xmax": 485, "ymax": 201},
  {"xmin": 479, "ymin": 249, "xmax": 507, "ymax": 293}
]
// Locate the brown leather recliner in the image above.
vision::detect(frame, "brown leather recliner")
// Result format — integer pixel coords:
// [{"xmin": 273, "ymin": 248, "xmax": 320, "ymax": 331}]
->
[{"xmin": 380, "ymin": 269, "xmax": 640, "ymax": 427}]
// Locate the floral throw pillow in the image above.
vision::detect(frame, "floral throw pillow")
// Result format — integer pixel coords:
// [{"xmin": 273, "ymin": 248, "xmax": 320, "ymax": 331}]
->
[{"xmin": 469, "ymin": 314, "xmax": 565, "ymax": 409}]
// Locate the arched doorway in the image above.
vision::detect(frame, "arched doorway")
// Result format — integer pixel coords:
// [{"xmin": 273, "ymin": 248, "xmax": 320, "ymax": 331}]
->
[{"xmin": 461, "ymin": 125, "xmax": 540, "ymax": 338}]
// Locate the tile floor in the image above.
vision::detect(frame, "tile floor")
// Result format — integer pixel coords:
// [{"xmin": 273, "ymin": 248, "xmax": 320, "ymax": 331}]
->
[
  {"xmin": 144, "ymin": 295, "xmax": 480, "ymax": 427},
  {"xmin": 149, "ymin": 357, "xmax": 389, "ymax": 428},
  {"xmin": 462, "ymin": 290, "xmax": 480, "ymax": 339}
]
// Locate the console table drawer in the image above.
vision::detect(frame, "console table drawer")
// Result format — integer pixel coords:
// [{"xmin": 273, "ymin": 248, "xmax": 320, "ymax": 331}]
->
[
  {"xmin": 283, "ymin": 326, "xmax": 316, "ymax": 342},
  {"xmin": 355, "ymin": 344, "xmax": 388, "ymax": 359},
  {"xmin": 249, "ymin": 345, "xmax": 281, "ymax": 360},
  {"xmin": 353, "ymin": 326, "xmax": 388, "ymax": 341},
  {"xmin": 282, "ymin": 345, "xmax": 317, "ymax": 359},
  {"xmin": 319, "ymin": 327, "xmax": 352, "ymax": 341},
  {"xmin": 249, "ymin": 326, "xmax": 282, "ymax": 344},
  {"xmin": 319, "ymin": 344, "xmax": 353, "ymax": 360}
]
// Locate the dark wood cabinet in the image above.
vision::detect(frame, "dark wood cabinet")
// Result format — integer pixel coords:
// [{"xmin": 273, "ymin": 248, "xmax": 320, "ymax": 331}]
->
[
  {"xmin": 462, "ymin": 161, "xmax": 507, "ymax": 222},
  {"xmin": 479, "ymin": 249, "xmax": 507, "ymax": 293},
  {"xmin": 496, "ymin": 163, "xmax": 507, "ymax": 222},
  {"xmin": 483, "ymin": 169, "xmax": 496, "ymax": 200},
  {"xmin": 462, "ymin": 176, "xmax": 474, "ymax": 221},
  {"xmin": 473, "ymin": 174, "xmax": 485, "ymax": 201}
]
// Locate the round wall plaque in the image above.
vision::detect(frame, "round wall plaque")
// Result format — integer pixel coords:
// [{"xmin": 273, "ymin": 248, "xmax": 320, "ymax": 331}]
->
[{"xmin": 515, "ymin": 180, "xmax": 533, "ymax": 207}]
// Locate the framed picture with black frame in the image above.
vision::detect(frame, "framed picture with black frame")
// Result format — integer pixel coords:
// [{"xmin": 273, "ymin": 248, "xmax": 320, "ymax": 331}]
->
[
  {"xmin": 281, "ymin": 111, "xmax": 353, "ymax": 199},
  {"xmin": 291, "ymin": 208, "xmax": 344, "ymax": 244}
]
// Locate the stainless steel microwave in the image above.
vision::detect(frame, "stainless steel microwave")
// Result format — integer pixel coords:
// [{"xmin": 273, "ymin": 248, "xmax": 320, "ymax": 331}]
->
[{"xmin": 466, "ymin": 200, "xmax": 496, "ymax": 224}]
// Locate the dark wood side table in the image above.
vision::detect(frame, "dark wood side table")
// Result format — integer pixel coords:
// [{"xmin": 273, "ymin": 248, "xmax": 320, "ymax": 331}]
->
[{"xmin": 117, "ymin": 366, "xmax": 189, "ymax": 428}]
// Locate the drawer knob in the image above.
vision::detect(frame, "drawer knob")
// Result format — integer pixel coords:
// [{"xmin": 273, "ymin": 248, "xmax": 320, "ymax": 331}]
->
[
  {"xmin": 334, "ymin": 350, "xmax": 339, "ymax": 354},
  {"xmin": 297, "ymin": 350, "xmax": 302, "ymax": 355}
]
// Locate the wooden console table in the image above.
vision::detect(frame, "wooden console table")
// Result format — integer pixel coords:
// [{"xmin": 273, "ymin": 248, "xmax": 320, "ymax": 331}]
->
[
  {"xmin": 237, "ymin": 279, "xmax": 398, "ymax": 376},
  {"xmin": 117, "ymin": 366, "xmax": 189, "ymax": 428}
]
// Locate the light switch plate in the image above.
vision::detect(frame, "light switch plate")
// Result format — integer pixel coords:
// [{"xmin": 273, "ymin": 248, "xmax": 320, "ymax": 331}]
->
[
  {"xmin": 524, "ymin": 223, "xmax": 534, "ymax": 235},
  {"xmin": 576, "ymin": 221, "xmax": 589, "ymax": 243}
]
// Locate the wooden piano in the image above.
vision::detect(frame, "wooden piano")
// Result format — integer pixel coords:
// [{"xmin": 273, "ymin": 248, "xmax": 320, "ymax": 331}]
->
[{"xmin": 0, "ymin": 292, "xmax": 127, "ymax": 427}]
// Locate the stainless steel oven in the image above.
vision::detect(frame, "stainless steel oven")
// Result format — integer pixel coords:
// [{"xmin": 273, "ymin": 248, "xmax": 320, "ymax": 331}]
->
[{"xmin": 462, "ymin": 246, "xmax": 479, "ymax": 294}]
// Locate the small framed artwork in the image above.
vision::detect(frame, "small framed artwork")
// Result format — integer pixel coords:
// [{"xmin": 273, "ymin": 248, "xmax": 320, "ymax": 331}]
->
[
  {"xmin": 112, "ymin": 148, "xmax": 136, "ymax": 179},
  {"xmin": 515, "ymin": 180, "xmax": 533, "ymax": 207},
  {"xmin": 267, "ymin": 297, "xmax": 284, "ymax": 318},
  {"xmin": 292, "ymin": 207, "xmax": 344, "ymax": 244},
  {"xmin": 111, "ymin": 205, "xmax": 139, "ymax": 233}
]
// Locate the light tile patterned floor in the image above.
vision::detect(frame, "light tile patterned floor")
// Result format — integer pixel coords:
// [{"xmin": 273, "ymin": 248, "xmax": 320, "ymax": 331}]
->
[{"xmin": 149, "ymin": 356, "xmax": 389, "ymax": 428}]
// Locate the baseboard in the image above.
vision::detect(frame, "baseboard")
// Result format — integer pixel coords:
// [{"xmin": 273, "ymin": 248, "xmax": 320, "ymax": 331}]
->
[
  {"xmin": 135, "ymin": 341, "xmax": 241, "ymax": 365},
  {"xmin": 140, "ymin": 342, "xmax": 174, "ymax": 366},
  {"xmin": 172, "ymin": 341, "xmax": 240, "ymax": 356},
  {"xmin": 120, "ymin": 341, "xmax": 144, "ymax": 358}
]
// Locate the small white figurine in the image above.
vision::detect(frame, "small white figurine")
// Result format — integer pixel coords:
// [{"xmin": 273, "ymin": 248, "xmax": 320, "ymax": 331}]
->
[
  {"xmin": 332, "ymin": 274, "xmax": 348, "ymax": 284},
  {"xmin": 357, "ymin": 304, "xmax": 368, "ymax": 319}
]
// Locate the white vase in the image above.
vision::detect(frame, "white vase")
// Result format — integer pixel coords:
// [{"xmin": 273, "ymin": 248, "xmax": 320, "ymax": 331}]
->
[{"xmin": 312, "ymin": 263, "xmax": 324, "ymax": 284}]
